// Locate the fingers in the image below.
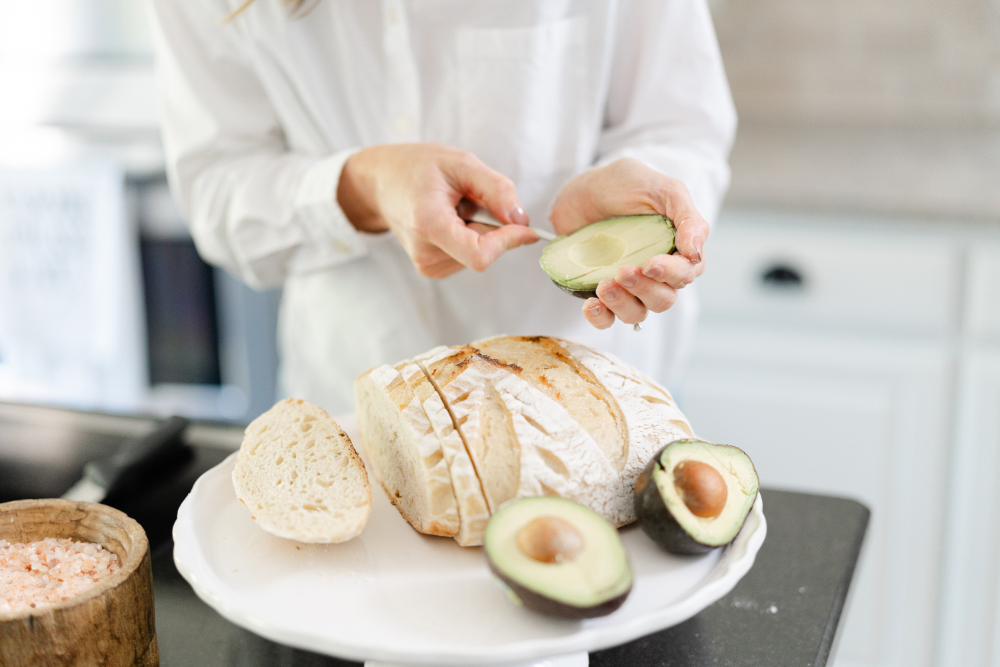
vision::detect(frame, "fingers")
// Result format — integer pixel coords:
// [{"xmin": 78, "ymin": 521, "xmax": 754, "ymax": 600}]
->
[
  {"xmin": 583, "ymin": 262, "xmax": 692, "ymax": 330},
  {"xmin": 413, "ymin": 219, "xmax": 540, "ymax": 276},
  {"xmin": 550, "ymin": 157, "xmax": 710, "ymax": 264},
  {"xmin": 656, "ymin": 182, "xmax": 709, "ymax": 265},
  {"xmin": 615, "ymin": 266, "xmax": 678, "ymax": 313},
  {"xmin": 423, "ymin": 150, "xmax": 536, "ymax": 272},
  {"xmin": 583, "ymin": 298, "xmax": 615, "ymax": 329},
  {"xmin": 595, "ymin": 279, "xmax": 648, "ymax": 326},
  {"xmin": 437, "ymin": 214, "xmax": 539, "ymax": 272},
  {"xmin": 639, "ymin": 253, "xmax": 702, "ymax": 289},
  {"xmin": 442, "ymin": 152, "xmax": 529, "ymax": 227}
]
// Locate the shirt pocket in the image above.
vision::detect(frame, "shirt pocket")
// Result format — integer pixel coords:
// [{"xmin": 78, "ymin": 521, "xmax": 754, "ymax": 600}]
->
[{"xmin": 456, "ymin": 17, "xmax": 590, "ymax": 208}]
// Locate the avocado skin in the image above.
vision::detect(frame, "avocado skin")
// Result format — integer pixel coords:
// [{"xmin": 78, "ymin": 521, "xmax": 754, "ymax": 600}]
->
[
  {"xmin": 551, "ymin": 279, "xmax": 597, "ymax": 300},
  {"xmin": 487, "ymin": 561, "xmax": 632, "ymax": 619},
  {"xmin": 634, "ymin": 441, "xmax": 757, "ymax": 555},
  {"xmin": 634, "ymin": 457, "xmax": 714, "ymax": 555}
]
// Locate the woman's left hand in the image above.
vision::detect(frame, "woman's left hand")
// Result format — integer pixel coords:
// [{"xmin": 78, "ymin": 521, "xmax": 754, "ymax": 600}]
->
[{"xmin": 550, "ymin": 158, "xmax": 709, "ymax": 329}]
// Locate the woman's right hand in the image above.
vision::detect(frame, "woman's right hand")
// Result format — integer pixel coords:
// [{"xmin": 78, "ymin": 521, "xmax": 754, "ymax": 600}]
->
[{"xmin": 337, "ymin": 143, "xmax": 539, "ymax": 278}]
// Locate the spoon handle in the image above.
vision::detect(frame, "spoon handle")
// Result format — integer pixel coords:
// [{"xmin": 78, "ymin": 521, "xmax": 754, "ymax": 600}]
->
[{"xmin": 464, "ymin": 209, "xmax": 556, "ymax": 242}]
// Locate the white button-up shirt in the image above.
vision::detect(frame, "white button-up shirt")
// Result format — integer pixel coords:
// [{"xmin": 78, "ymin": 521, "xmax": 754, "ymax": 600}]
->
[{"xmin": 148, "ymin": 0, "xmax": 736, "ymax": 414}]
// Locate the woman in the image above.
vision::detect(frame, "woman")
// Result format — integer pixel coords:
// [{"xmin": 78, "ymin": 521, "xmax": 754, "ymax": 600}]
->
[{"xmin": 148, "ymin": 0, "xmax": 736, "ymax": 414}]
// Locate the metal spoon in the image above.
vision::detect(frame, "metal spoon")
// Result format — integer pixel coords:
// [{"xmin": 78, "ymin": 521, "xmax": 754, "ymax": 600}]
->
[
  {"xmin": 462, "ymin": 205, "xmax": 640, "ymax": 331},
  {"xmin": 462, "ymin": 208, "xmax": 556, "ymax": 241}
]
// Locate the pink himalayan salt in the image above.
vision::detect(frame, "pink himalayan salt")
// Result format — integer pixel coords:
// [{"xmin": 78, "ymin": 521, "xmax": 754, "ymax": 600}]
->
[{"xmin": 0, "ymin": 537, "xmax": 119, "ymax": 613}]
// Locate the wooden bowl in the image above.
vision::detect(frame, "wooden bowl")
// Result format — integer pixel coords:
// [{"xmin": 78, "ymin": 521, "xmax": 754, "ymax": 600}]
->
[{"xmin": 0, "ymin": 499, "xmax": 158, "ymax": 667}]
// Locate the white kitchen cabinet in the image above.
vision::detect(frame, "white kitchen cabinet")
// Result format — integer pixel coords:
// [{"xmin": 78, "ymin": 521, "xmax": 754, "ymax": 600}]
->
[
  {"xmin": 936, "ymin": 349, "xmax": 1000, "ymax": 667},
  {"xmin": 679, "ymin": 209, "xmax": 1000, "ymax": 667},
  {"xmin": 683, "ymin": 327, "xmax": 951, "ymax": 667},
  {"xmin": 693, "ymin": 210, "xmax": 961, "ymax": 337},
  {"xmin": 965, "ymin": 242, "xmax": 1000, "ymax": 343}
]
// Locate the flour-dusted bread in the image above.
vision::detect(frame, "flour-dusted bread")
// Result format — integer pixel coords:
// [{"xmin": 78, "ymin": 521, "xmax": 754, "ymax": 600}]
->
[
  {"xmin": 420, "ymin": 343, "xmax": 619, "ymax": 545},
  {"xmin": 233, "ymin": 398, "xmax": 371, "ymax": 543},
  {"xmin": 354, "ymin": 363, "xmax": 459, "ymax": 536},
  {"xmin": 473, "ymin": 336, "xmax": 629, "ymax": 471},
  {"xmin": 352, "ymin": 335, "xmax": 697, "ymax": 546},
  {"xmin": 553, "ymin": 339, "xmax": 695, "ymax": 525}
]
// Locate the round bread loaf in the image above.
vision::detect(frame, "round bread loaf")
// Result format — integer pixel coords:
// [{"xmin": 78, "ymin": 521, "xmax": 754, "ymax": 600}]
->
[{"xmin": 355, "ymin": 336, "xmax": 695, "ymax": 547}]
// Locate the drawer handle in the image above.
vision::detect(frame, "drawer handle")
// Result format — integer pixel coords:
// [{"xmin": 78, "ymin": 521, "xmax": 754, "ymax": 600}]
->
[{"xmin": 760, "ymin": 264, "xmax": 805, "ymax": 289}]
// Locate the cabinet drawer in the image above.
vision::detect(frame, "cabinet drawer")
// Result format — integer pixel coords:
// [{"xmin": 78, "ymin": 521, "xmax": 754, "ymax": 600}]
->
[
  {"xmin": 965, "ymin": 243, "xmax": 1000, "ymax": 341},
  {"xmin": 697, "ymin": 211, "xmax": 962, "ymax": 335}
]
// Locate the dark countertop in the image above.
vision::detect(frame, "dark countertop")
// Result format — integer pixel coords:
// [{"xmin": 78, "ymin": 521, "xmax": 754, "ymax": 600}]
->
[{"xmin": 0, "ymin": 402, "xmax": 870, "ymax": 666}]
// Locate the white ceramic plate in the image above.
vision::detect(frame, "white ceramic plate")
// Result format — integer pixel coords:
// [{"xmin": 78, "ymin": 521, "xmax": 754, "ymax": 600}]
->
[{"xmin": 173, "ymin": 415, "xmax": 766, "ymax": 666}]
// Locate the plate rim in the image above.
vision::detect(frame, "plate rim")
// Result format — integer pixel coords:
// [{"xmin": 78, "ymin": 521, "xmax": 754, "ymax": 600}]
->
[{"xmin": 173, "ymin": 451, "xmax": 767, "ymax": 665}]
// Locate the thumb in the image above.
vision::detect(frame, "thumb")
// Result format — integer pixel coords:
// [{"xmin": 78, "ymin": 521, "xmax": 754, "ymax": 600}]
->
[
  {"xmin": 655, "ymin": 183, "xmax": 708, "ymax": 265},
  {"xmin": 443, "ymin": 152, "xmax": 530, "ymax": 227}
]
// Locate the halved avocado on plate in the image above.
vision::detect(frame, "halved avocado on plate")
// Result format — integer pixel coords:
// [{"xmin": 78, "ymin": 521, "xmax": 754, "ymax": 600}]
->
[
  {"xmin": 540, "ymin": 215, "xmax": 676, "ymax": 298},
  {"xmin": 484, "ymin": 496, "xmax": 632, "ymax": 619},
  {"xmin": 634, "ymin": 439, "xmax": 759, "ymax": 555}
]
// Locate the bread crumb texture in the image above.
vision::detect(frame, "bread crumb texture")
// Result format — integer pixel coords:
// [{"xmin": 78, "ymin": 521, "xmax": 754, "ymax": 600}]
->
[{"xmin": 233, "ymin": 398, "xmax": 371, "ymax": 543}]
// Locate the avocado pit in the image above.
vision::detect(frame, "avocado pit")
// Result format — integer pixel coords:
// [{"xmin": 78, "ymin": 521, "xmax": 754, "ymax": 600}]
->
[
  {"xmin": 516, "ymin": 515, "xmax": 584, "ymax": 564},
  {"xmin": 635, "ymin": 439, "xmax": 759, "ymax": 555},
  {"xmin": 673, "ymin": 460, "xmax": 727, "ymax": 518},
  {"xmin": 485, "ymin": 497, "xmax": 632, "ymax": 619}
]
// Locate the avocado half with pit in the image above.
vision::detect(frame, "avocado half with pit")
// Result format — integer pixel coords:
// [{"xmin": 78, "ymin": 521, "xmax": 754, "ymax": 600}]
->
[
  {"xmin": 634, "ymin": 439, "xmax": 759, "ymax": 555},
  {"xmin": 484, "ymin": 496, "xmax": 632, "ymax": 619},
  {"xmin": 539, "ymin": 214, "xmax": 676, "ymax": 298}
]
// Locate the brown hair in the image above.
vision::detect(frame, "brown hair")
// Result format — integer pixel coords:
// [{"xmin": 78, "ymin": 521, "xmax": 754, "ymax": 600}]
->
[{"xmin": 224, "ymin": 0, "xmax": 309, "ymax": 21}]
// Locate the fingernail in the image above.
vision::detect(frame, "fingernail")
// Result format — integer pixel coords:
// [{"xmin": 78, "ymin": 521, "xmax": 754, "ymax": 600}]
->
[
  {"xmin": 642, "ymin": 265, "xmax": 664, "ymax": 280},
  {"xmin": 509, "ymin": 204, "xmax": 529, "ymax": 226},
  {"xmin": 690, "ymin": 237, "xmax": 704, "ymax": 264},
  {"xmin": 587, "ymin": 303, "xmax": 603, "ymax": 316},
  {"xmin": 618, "ymin": 273, "xmax": 637, "ymax": 288},
  {"xmin": 603, "ymin": 286, "xmax": 620, "ymax": 301}
]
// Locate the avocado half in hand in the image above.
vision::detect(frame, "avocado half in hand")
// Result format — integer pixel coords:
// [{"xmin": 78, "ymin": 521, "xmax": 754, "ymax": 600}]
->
[
  {"xmin": 539, "ymin": 214, "xmax": 676, "ymax": 298},
  {"xmin": 484, "ymin": 496, "xmax": 632, "ymax": 619},
  {"xmin": 634, "ymin": 439, "xmax": 759, "ymax": 555}
]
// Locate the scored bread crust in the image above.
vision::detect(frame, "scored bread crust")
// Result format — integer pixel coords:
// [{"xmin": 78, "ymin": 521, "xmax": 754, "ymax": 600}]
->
[
  {"xmin": 233, "ymin": 398, "xmax": 371, "ymax": 543},
  {"xmin": 350, "ymin": 335, "xmax": 699, "ymax": 546},
  {"xmin": 472, "ymin": 336, "xmax": 629, "ymax": 472},
  {"xmin": 555, "ymin": 339, "xmax": 695, "ymax": 524},
  {"xmin": 354, "ymin": 364, "xmax": 460, "ymax": 537},
  {"xmin": 419, "ymin": 344, "xmax": 621, "ymax": 542}
]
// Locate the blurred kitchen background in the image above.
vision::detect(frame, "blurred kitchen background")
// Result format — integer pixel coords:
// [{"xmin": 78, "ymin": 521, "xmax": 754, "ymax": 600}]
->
[{"xmin": 0, "ymin": 1, "xmax": 998, "ymax": 666}]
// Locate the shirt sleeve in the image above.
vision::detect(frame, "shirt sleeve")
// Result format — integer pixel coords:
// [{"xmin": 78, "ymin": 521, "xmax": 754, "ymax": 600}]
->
[
  {"xmin": 148, "ymin": 0, "xmax": 370, "ymax": 289},
  {"xmin": 598, "ymin": 0, "xmax": 737, "ymax": 226}
]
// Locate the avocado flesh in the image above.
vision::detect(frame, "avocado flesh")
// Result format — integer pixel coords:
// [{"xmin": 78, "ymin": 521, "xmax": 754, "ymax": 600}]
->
[
  {"xmin": 635, "ymin": 439, "xmax": 758, "ymax": 555},
  {"xmin": 540, "ymin": 215, "xmax": 676, "ymax": 298},
  {"xmin": 485, "ymin": 496, "xmax": 632, "ymax": 618}
]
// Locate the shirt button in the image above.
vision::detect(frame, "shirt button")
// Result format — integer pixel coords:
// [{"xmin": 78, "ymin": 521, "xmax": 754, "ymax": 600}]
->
[
  {"xmin": 333, "ymin": 240, "xmax": 351, "ymax": 254},
  {"xmin": 387, "ymin": 5, "xmax": 399, "ymax": 24},
  {"xmin": 393, "ymin": 115, "xmax": 412, "ymax": 135}
]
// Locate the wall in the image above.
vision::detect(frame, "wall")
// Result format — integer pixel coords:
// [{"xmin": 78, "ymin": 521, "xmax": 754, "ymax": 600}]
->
[
  {"xmin": 712, "ymin": 0, "xmax": 1000, "ymax": 128},
  {"xmin": 709, "ymin": 0, "xmax": 1000, "ymax": 220}
]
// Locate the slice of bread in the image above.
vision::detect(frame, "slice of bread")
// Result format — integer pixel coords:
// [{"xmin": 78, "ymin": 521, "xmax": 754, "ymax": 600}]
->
[
  {"xmin": 354, "ymin": 363, "xmax": 459, "ymax": 536},
  {"xmin": 414, "ymin": 346, "xmax": 493, "ymax": 547},
  {"xmin": 233, "ymin": 398, "xmax": 371, "ymax": 543},
  {"xmin": 431, "ymin": 346, "xmax": 619, "ymax": 526}
]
